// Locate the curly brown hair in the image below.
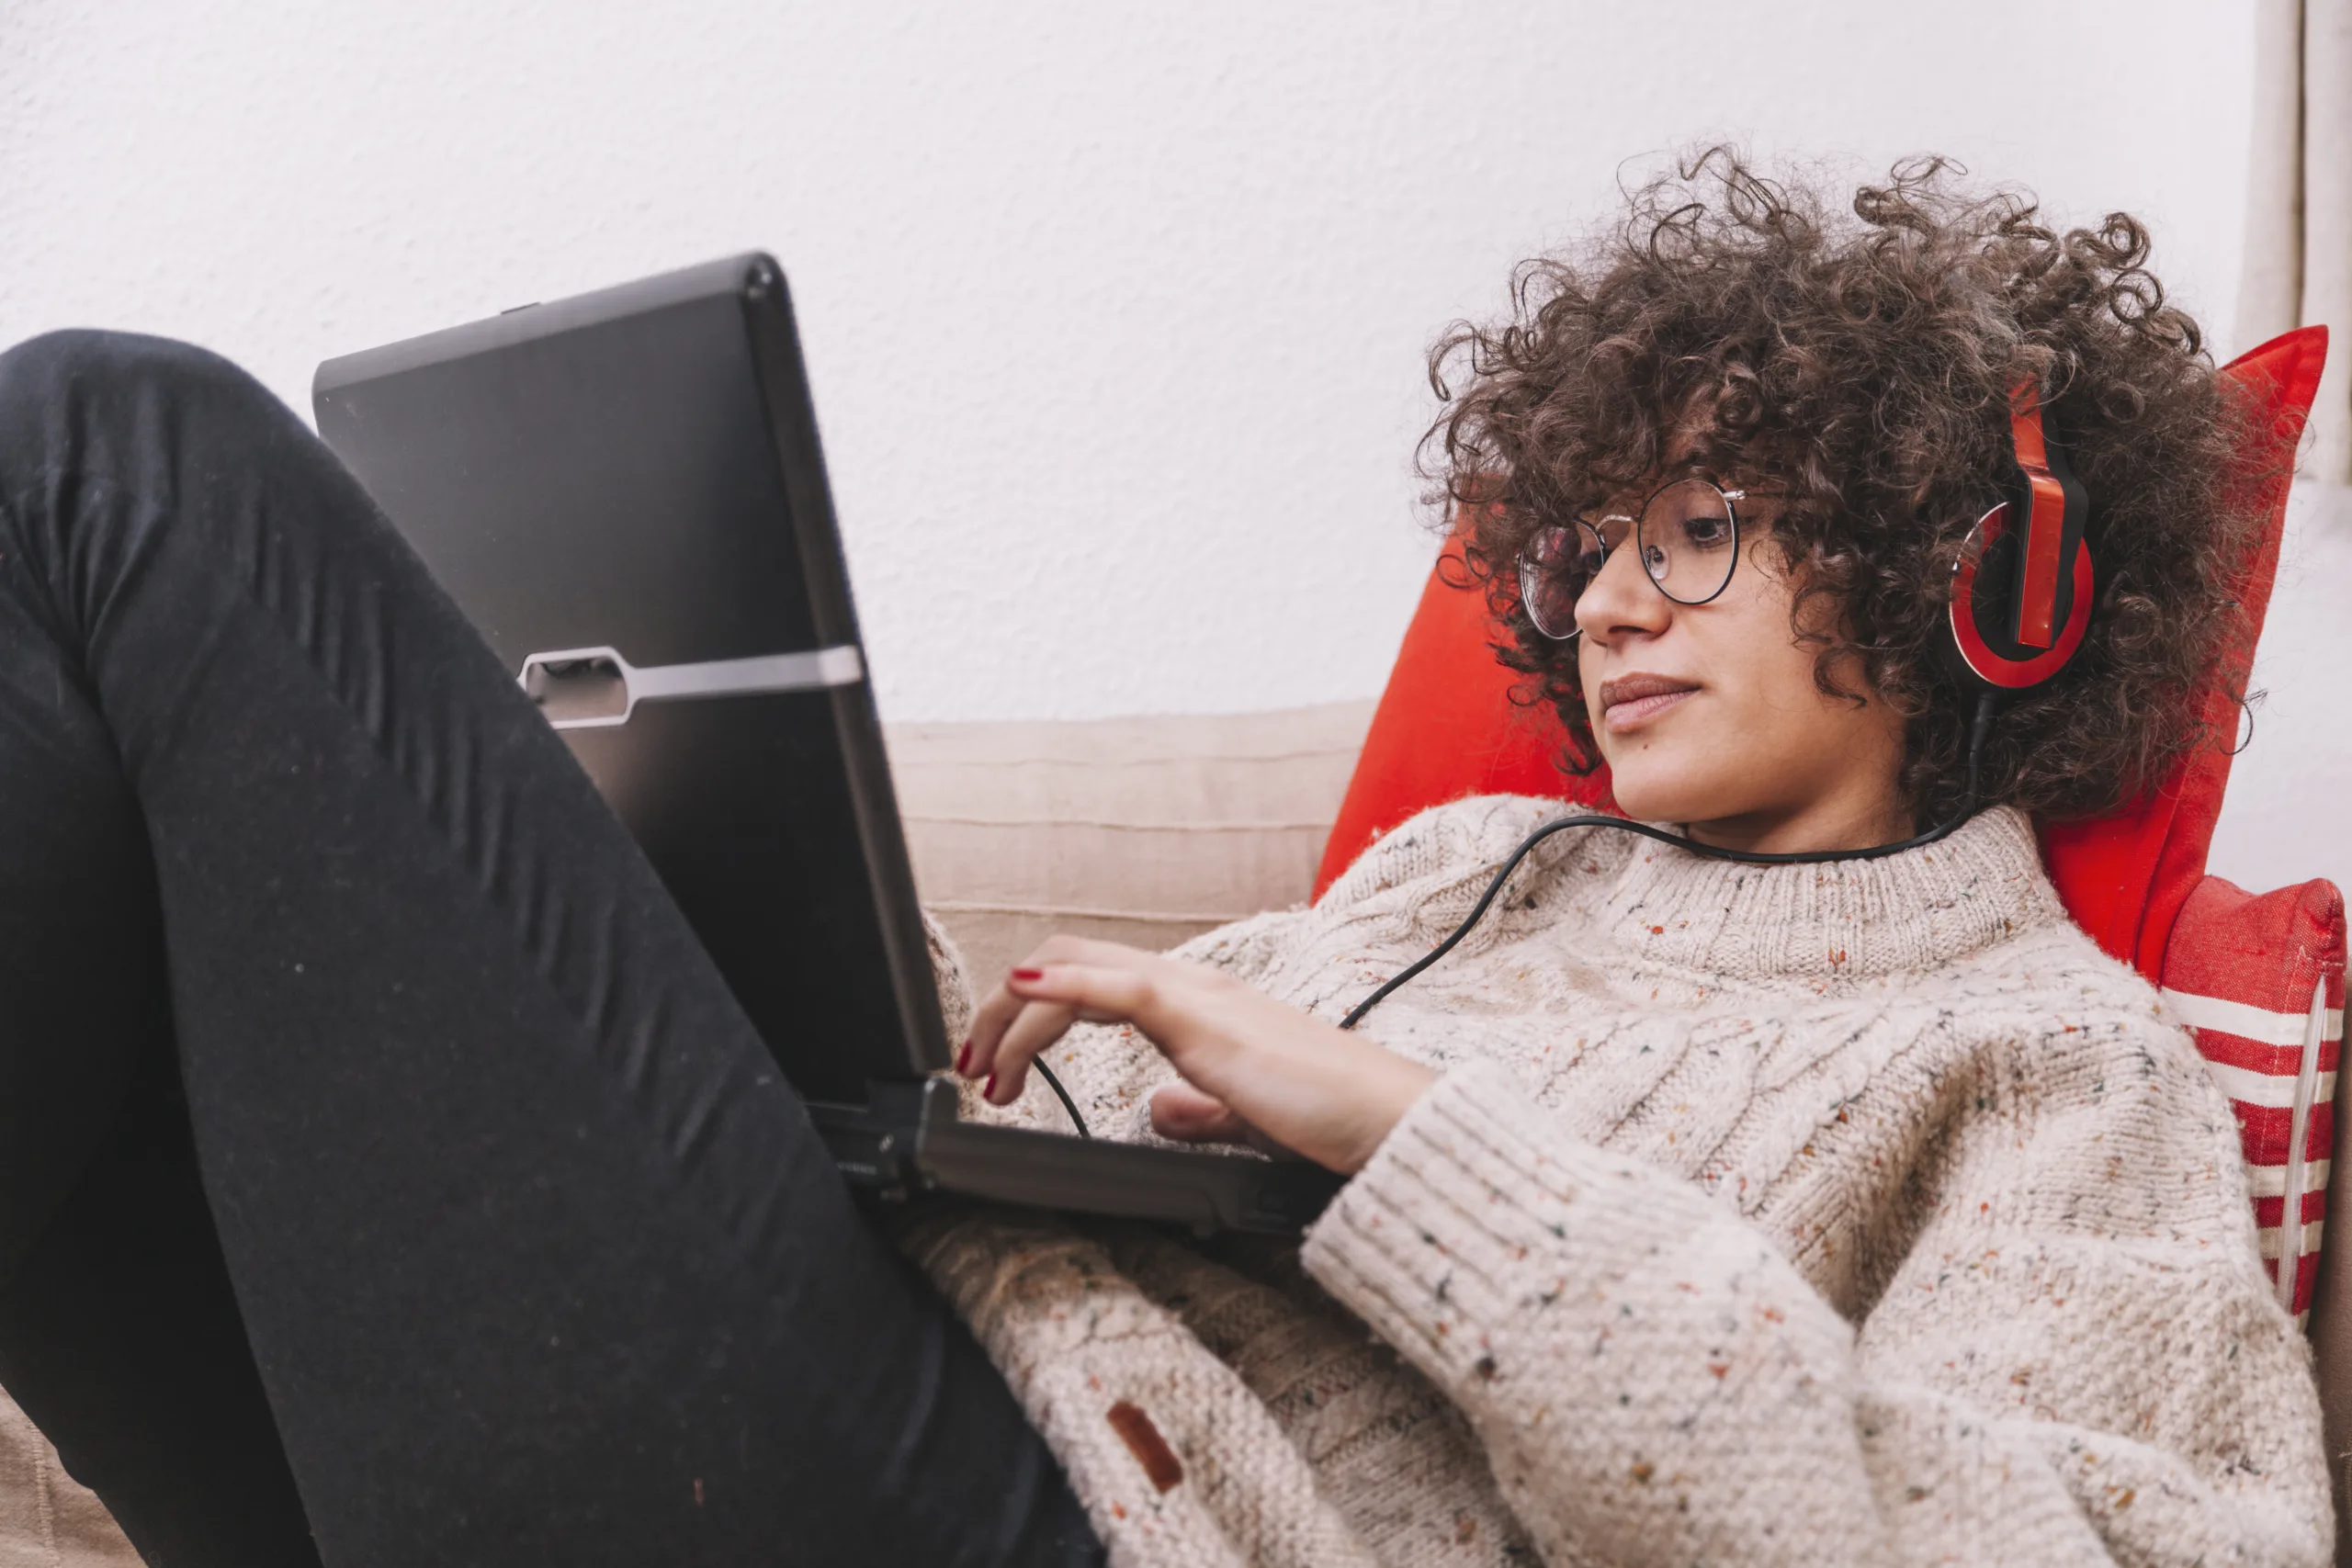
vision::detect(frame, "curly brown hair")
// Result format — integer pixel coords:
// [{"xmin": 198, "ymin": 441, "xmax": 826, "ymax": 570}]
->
[{"xmin": 1424, "ymin": 148, "xmax": 2283, "ymax": 822}]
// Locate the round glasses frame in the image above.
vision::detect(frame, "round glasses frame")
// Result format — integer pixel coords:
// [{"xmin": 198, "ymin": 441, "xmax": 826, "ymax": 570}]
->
[{"xmin": 1516, "ymin": 478, "xmax": 1751, "ymax": 642}]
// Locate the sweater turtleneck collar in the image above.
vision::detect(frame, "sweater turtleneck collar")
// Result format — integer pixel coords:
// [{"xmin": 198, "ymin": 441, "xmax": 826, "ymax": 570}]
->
[{"xmin": 1594, "ymin": 804, "xmax": 2065, "ymax": 985}]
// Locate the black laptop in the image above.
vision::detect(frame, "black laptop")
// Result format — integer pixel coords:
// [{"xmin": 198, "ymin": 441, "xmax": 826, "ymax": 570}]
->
[{"xmin": 312, "ymin": 254, "xmax": 1342, "ymax": 1235}]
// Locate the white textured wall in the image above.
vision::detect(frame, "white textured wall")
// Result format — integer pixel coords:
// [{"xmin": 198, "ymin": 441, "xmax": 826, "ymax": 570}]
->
[
  {"xmin": 2, "ymin": 0, "xmax": 2259, "ymax": 723},
  {"xmin": 6, "ymin": 1, "xmax": 2333, "ymax": 893},
  {"xmin": 2209, "ymin": 487, "xmax": 2352, "ymax": 899}
]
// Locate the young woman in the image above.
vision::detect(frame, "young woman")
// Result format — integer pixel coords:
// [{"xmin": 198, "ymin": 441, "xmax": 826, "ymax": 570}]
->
[
  {"xmin": 0, "ymin": 152, "xmax": 2327, "ymax": 1568},
  {"xmin": 931, "ymin": 154, "xmax": 2330, "ymax": 1566}
]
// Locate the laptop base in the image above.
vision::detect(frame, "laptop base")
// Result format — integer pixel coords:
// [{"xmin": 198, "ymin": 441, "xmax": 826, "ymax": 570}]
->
[{"xmin": 811, "ymin": 1078, "xmax": 1344, "ymax": 1236}]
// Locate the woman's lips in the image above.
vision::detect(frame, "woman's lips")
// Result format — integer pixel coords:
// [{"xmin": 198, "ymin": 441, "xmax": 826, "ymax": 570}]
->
[{"xmin": 1599, "ymin": 674, "xmax": 1700, "ymax": 734}]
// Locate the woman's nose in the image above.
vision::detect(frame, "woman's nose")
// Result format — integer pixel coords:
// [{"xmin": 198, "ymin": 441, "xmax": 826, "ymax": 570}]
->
[{"xmin": 1572, "ymin": 540, "xmax": 1671, "ymax": 642}]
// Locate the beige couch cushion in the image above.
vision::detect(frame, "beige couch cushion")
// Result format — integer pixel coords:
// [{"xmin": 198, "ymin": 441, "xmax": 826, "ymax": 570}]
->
[
  {"xmin": 884, "ymin": 701, "xmax": 1374, "ymax": 984},
  {"xmin": 0, "ymin": 1394, "xmax": 135, "ymax": 1566}
]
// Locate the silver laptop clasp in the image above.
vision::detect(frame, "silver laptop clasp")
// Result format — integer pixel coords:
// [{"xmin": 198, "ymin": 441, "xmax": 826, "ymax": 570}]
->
[{"xmin": 518, "ymin": 644, "xmax": 865, "ymax": 729}]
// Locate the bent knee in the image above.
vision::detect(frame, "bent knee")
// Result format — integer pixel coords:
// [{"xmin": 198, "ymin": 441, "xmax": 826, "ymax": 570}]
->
[{"xmin": 0, "ymin": 330, "xmax": 283, "ymax": 438}]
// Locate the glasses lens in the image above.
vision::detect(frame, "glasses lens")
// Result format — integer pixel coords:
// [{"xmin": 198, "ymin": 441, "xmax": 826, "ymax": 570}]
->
[
  {"xmin": 1640, "ymin": 479, "xmax": 1739, "ymax": 604},
  {"xmin": 1518, "ymin": 524, "xmax": 1591, "ymax": 639}
]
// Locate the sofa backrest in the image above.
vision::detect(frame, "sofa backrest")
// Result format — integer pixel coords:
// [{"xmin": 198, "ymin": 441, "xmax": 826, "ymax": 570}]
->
[{"xmin": 887, "ymin": 703, "xmax": 1374, "ymax": 984}]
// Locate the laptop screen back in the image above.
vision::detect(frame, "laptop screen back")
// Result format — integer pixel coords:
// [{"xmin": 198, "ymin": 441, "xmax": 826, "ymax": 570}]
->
[{"xmin": 312, "ymin": 254, "xmax": 946, "ymax": 1101}]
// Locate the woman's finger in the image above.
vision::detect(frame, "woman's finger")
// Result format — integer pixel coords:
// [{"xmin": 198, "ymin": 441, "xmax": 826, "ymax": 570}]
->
[
  {"xmin": 961, "ymin": 964, "xmax": 1125, "ymax": 1088},
  {"xmin": 982, "ymin": 962, "xmax": 1165, "ymax": 1105},
  {"xmin": 961, "ymin": 975, "xmax": 1023, "ymax": 1073},
  {"xmin": 960, "ymin": 938, "xmax": 1160, "ymax": 1077},
  {"xmin": 980, "ymin": 996, "xmax": 1079, "ymax": 1103},
  {"xmin": 960, "ymin": 968, "xmax": 1071, "ymax": 1081}
]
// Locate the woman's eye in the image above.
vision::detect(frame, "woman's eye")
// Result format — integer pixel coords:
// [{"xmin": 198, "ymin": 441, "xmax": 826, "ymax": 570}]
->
[{"xmin": 1682, "ymin": 514, "xmax": 1733, "ymax": 547}]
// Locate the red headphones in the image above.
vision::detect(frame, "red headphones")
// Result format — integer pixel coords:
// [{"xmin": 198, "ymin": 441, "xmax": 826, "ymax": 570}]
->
[{"xmin": 1946, "ymin": 378, "xmax": 2094, "ymax": 692}]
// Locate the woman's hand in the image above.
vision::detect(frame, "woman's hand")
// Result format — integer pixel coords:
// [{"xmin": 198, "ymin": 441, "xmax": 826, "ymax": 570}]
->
[{"xmin": 957, "ymin": 937, "xmax": 1435, "ymax": 1175}]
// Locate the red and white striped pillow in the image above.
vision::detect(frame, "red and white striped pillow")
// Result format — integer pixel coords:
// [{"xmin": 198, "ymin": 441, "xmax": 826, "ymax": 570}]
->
[{"xmin": 2160, "ymin": 875, "xmax": 2346, "ymax": 1325}]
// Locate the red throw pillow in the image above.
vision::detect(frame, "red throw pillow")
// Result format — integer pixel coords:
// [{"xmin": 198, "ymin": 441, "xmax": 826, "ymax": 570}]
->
[
  {"xmin": 1316, "ymin": 325, "xmax": 2328, "ymax": 985},
  {"xmin": 1311, "ymin": 546, "xmax": 1610, "ymax": 893},
  {"xmin": 2042, "ymin": 327, "xmax": 2326, "ymax": 976}
]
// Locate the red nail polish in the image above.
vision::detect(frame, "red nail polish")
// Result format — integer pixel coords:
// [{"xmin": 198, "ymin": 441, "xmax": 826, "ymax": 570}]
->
[
  {"xmin": 983, "ymin": 1073, "xmax": 998, "ymax": 1100},
  {"xmin": 956, "ymin": 1041, "xmax": 972, "ymax": 1075},
  {"xmin": 1010, "ymin": 967, "xmax": 1044, "ymax": 982}
]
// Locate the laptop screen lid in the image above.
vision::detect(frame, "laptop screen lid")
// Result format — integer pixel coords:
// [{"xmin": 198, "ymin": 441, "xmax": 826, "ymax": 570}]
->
[{"xmin": 312, "ymin": 254, "xmax": 947, "ymax": 1102}]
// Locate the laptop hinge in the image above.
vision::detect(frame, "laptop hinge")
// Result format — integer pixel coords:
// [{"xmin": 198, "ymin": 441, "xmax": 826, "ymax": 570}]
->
[{"xmin": 808, "ymin": 1078, "xmax": 957, "ymax": 1201}]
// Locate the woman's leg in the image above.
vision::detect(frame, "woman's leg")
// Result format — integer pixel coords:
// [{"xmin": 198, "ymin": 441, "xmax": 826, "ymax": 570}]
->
[{"xmin": 0, "ymin": 330, "xmax": 1099, "ymax": 1568}]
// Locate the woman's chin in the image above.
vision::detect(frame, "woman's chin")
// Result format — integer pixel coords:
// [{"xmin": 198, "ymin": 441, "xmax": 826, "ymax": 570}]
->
[{"xmin": 1604, "ymin": 767, "xmax": 1738, "ymax": 829}]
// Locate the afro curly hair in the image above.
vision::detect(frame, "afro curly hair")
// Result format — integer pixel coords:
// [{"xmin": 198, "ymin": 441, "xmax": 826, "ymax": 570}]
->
[{"xmin": 1423, "ymin": 147, "xmax": 2286, "ymax": 823}]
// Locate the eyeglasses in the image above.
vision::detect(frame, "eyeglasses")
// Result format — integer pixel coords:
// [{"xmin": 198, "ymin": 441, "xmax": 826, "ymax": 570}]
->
[{"xmin": 1516, "ymin": 477, "xmax": 1749, "ymax": 641}]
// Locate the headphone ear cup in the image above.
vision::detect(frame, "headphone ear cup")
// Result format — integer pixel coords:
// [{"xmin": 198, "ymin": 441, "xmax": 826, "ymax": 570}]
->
[{"xmin": 1944, "ymin": 501, "xmax": 2094, "ymax": 693}]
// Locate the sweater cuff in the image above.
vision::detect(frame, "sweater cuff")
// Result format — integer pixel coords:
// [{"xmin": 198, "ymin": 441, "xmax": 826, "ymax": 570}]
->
[{"xmin": 1301, "ymin": 1060, "xmax": 1604, "ymax": 1382}]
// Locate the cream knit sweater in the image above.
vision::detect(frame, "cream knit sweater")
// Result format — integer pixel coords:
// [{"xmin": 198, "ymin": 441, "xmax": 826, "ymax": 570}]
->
[{"xmin": 899, "ymin": 798, "xmax": 2332, "ymax": 1567}]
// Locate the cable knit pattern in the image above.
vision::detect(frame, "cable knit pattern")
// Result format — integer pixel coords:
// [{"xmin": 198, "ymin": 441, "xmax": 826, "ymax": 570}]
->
[{"xmin": 904, "ymin": 798, "xmax": 2331, "ymax": 1567}]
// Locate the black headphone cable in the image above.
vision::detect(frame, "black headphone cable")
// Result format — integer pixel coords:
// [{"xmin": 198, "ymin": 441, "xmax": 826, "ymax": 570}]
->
[
  {"xmin": 1338, "ymin": 693, "xmax": 1998, "ymax": 1030},
  {"xmin": 1026, "ymin": 694, "xmax": 1996, "ymax": 1133}
]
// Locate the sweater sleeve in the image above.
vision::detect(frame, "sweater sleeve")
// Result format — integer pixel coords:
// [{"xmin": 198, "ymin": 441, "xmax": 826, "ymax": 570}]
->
[{"xmin": 1298, "ymin": 1051, "xmax": 2333, "ymax": 1567}]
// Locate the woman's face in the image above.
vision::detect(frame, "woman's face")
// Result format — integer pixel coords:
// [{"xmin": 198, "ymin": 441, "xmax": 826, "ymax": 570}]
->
[{"xmin": 1569, "ymin": 481, "xmax": 1913, "ymax": 854}]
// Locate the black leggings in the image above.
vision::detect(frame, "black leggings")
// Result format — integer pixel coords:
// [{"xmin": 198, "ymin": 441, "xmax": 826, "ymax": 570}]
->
[{"xmin": 0, "ymin": 331, "xmax": 1101, "ymax": 1568}]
